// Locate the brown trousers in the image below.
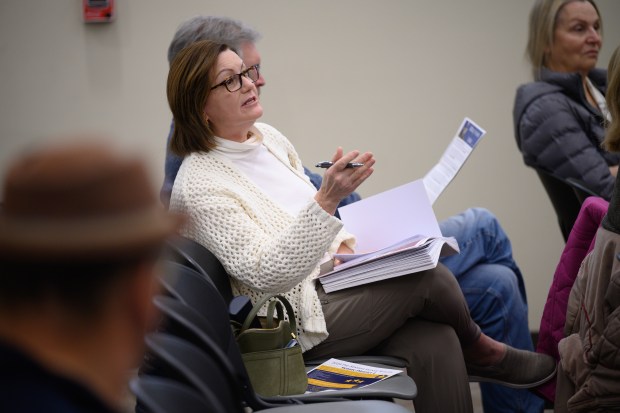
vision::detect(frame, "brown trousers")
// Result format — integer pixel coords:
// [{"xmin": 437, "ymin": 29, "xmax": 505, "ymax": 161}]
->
[{"xmin": 304, "ymin": 263, "xmax": 480, "ymax": 413}]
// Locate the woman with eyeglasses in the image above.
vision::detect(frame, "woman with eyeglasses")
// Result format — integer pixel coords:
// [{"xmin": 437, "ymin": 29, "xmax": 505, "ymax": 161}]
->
[
  {"xmin": 514, "ymin": 0, "xmax": 619, "ymax": 200},
  {"xmin": 167, "ymin": 40, "xmax": 556, "ymax": 412}
]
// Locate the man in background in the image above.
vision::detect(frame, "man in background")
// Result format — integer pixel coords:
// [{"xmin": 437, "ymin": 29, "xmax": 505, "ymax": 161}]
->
[
  {"xmin": 160, "ymin": 16, "xmax": 544, "ymax": 412},
  {"xmin": 0, "ymin": 142, "xmax": 180, "ymax": 412}
]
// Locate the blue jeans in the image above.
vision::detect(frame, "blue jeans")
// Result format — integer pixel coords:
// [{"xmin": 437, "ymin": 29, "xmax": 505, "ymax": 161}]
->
[{"xmin": 440, "ymin": 208, "xmax": 544, "ymax": 413}]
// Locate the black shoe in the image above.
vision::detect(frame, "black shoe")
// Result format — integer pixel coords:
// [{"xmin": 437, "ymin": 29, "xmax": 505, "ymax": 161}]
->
[{"xmin": 466, "ymin": 347, "xmax": 557, "ymax": 389}]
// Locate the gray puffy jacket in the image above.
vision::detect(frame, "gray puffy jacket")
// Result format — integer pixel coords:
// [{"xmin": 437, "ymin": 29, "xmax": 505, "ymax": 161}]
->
[{"xmin": 513, "ymin": 68, "xmax": 619, "ymax": 200}]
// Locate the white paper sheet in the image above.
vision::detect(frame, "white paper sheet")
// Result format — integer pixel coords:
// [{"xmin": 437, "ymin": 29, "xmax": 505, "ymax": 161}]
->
[
  {"xmin": 423, "ymin": 117, "xmax": 486, "ymax": 205},
  {"xmin": 337, "ymin": 179, "xmax": 441, "ymax": 253}
]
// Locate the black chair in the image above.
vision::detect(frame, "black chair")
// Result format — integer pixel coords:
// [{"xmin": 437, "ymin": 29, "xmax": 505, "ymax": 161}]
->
[
  {"xmin": 159, "ymin": 261, "xmax": 218, "ymax": 317},
  {"xmin": 142, "ymin": 333, "xmax": 244, "ymax": 413},
  {"xmin": 535, "ymin": 169, "xmax": 601, "ymax": 242},
  {"xmin": 152, "ymin": 295, "xmax": 272, "ymax": 410},
  {"xmin": 566, "ymin": 177, "xmax": 600, "ymax": 204},
  {"xmin": 131, "ymin": 376, "xmax": 216, "ymax": 413},
  {"xmin": 154, "ymin": 263, "xmax": 417, "ymax": 403},
  {"xmin": 156, "ymin": 264, "xmax": 273, "ymax": 410},
  {"xmin": 165, "ymin": 235, "xmax": 234, "ymax": 303}
]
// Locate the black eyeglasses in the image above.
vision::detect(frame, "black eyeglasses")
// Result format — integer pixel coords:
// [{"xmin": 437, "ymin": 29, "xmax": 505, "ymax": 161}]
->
[{"xmin": 210, "ymin": 64, "xmax": 260, "ymax": 93}]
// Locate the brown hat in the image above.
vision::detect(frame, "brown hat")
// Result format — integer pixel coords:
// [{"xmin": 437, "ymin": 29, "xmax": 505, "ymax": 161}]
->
[{"xmin": 0, "ymin": 142, "xmax": 183, "ymax": 261}]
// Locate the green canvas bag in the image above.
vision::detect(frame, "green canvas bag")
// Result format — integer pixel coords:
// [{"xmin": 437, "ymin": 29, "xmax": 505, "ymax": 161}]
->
[{"xmin": 234, "ymin": 294, "xmax": 308, "ymax": 396}]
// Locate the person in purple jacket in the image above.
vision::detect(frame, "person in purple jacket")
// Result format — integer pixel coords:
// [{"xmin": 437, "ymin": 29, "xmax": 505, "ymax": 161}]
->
[{"xmin": 161, "ymin": 16, "xmax": 543, "ymax": 412}]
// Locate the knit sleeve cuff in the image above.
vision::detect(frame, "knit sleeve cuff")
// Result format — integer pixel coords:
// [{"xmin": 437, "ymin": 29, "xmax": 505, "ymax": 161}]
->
[
  {"xmin": 305, "ymin": 200, "xmax": 356, "ymax": 255},
  {"xmin": 306, "ymin": 200, "xmax": 344, "ymax": 234}
]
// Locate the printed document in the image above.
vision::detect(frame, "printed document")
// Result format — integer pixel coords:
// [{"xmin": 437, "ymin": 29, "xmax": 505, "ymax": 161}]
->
[
  {"xmin": 423, "ymin": 117, "xmax": 486, "ymax": 205},
  {"xmin": 318, "ymin": 117, "xmax": 483, "ymax": 293},
  {"xmin": 306, "ymin": 358, "xmax": 401, "ymax": 393},
  {"xmin": 319, "ymin": 179, "xmax": 459, "ymax": 293},
  {"xmin": 320, "ymin": 235, "xmax": 458, "ymax": 293}
]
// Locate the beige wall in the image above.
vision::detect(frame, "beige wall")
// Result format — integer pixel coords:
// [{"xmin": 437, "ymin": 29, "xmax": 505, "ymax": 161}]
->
[{"xmin": 1, "ymin": 0, "xmax": 619, "ymax": 328}]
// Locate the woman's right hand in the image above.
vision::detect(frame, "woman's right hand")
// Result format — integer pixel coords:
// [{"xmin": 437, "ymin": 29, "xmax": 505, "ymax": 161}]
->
[{"xmin": 314, "ymin": 147, "xmax": 375, "ymax": 215}]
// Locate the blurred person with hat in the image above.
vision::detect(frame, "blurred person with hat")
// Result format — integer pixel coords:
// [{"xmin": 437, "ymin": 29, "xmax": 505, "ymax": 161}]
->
[{"xmin": 0, "ymin": 142, "xmax": 181, "ymax": 413}]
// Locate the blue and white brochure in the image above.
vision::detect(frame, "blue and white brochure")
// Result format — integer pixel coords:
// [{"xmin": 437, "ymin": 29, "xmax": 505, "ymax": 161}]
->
[{"xmin": 423, "ymin": 117, "xmax": 486, "ymax": 205}]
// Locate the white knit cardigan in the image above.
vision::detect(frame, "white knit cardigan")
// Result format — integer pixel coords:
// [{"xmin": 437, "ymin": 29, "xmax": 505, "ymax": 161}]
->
[{"xmin": 170, "ymin": 123, "xmax": 355, "ymax": 351}]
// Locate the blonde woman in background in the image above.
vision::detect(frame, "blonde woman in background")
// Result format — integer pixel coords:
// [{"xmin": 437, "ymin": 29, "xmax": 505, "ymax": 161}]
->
[{"xmin": 513, "ymin": 0, "xmax": 619, "ymax": 200}]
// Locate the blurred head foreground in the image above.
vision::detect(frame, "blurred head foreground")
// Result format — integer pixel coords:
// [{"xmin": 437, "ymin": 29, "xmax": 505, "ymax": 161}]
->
[
  {"xmin": 0, "ymin": 142, "xmax": 180, "ymax": 411},
  {"xmin": 0, "ymin": 143, "xmax": 178, "ymax": 262}
]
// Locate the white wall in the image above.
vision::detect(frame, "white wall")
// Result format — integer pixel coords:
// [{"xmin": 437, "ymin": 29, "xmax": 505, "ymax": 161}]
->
[{"xmin": 1, "ymin": 0, "xmax": 619, "ymax": 328}]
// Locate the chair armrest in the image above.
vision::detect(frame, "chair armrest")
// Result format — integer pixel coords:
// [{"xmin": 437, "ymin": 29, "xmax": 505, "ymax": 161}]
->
[
  {"xmin": 565, "ymin": 177, "xmax": 601, "ymax": 203},
  {"xmin": 260, "ymin": 400, "xmax": 412, "ymax": 412}
]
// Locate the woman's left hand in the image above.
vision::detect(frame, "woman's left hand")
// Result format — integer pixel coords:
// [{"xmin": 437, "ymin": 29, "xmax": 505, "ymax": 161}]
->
[{"xmin": 334, "ymin": 242, "xmax": 354, "ymax": 266}]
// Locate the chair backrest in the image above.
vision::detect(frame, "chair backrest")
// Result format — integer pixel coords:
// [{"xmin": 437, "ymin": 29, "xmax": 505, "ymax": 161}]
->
[
  {"xmin": 142, "ymin": 333, "xmax": 243, "ymax": 413},
  {"xmin": 131, "ymin": 376, "xmax": 216, "ymax": 413},
  {"xmin": 566, "ymin": 177, "xmax": 600, "ymax": 204},
  {"xmin": 155, "ymin": 264, "xmax": 272, "ymax": 410},
  {"xmin": 159, "ymin": 261, "xmax": 218, "ymax": 317},
  {"xmin": 165, "ymin": 236, "xmax": 234, "ymax": 303},
  {"xmin": 152, "ymin": 295, "xmax": 242, "ymax": 388},
  {"xmin": 535, "ymin": 169, "xmax": 585, "ymax": 242}
]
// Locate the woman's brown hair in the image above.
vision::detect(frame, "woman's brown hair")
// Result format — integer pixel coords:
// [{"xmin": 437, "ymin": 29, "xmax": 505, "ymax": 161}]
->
[
  {"xmin": 604, "ymin": 46, "xmax": 620, "ymax": 152},
  {"xmin": 167, "ymin": 40, "xmax": 231, "ymax": 157}
]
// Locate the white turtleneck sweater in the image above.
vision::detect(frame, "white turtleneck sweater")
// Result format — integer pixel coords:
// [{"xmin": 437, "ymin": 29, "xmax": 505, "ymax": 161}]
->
[
  {"xmin": 170, "ymin": 123, "xmax": 355, "ymax": 351},
  {"xmin": 211, "ymin": 134, "xmax": 316, "ymax": 217}
]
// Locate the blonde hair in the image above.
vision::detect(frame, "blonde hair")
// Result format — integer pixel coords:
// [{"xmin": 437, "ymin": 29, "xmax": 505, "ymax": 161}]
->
[
  {"xmin": 526, "ymin": 0, "xmax": 601, "ymax": 80},
  {"xmin": 604, "ymin": 46, "xmax": 620, "ymax": 152}
]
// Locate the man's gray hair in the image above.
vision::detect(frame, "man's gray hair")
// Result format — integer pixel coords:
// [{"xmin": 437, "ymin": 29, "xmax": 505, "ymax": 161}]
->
[{"xmin": 167, "ymin": 16, "xmax": 261, "ymax": 65}]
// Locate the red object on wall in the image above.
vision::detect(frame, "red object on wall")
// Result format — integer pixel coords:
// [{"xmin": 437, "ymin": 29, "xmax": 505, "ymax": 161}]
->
[{"xmin": 83, "ymin": 0, "xmax": 115, "ymax": 23}]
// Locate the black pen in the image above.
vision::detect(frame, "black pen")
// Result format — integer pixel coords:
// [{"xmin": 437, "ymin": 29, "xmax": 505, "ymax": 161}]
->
[{"xmin": 315, "ymin": 161, "xmax": 364, "ymax": 169}]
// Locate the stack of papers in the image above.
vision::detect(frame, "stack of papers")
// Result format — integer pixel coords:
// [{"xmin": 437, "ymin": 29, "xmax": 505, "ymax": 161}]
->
[
  {"xmin": 318, "ymin": 180, "xmax": 459, "ymax": 293},
  {"xmin": 319, "ymin": 235, "xmax": 458, "ymax": 293}
]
